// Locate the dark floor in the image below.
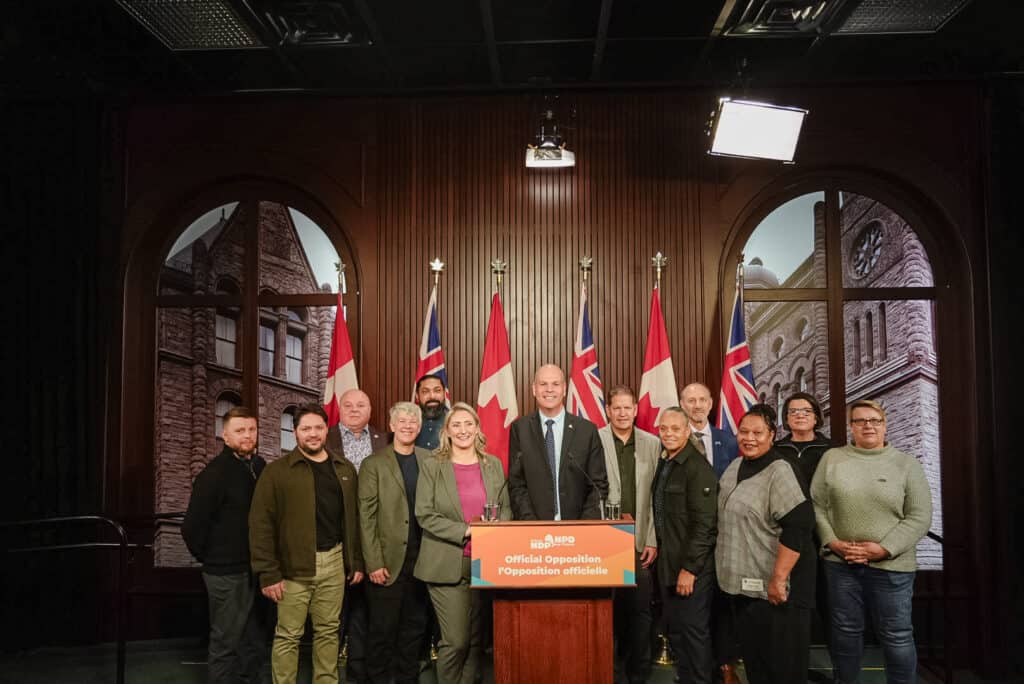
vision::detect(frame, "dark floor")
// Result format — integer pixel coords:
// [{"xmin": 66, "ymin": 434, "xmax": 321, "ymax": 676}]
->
[{"xmin": 0, "ymin": 641, "xmax": 977, "ymax": 684}]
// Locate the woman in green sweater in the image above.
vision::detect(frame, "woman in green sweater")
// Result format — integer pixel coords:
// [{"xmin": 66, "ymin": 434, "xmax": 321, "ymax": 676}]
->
[{"xmin": 810, "ymin": 399, "xmax": 932, "ymax": 684}]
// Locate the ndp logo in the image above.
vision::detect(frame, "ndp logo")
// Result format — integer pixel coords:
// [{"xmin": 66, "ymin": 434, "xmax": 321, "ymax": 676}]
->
[{"xmin": 529, "ymin": 533, "xmax": 576, "ymax": 550}]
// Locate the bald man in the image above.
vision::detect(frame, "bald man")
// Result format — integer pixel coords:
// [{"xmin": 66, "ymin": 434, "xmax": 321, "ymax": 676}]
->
[
  {"xmin": 326, "ymin": 389, "xmax": 387, "ymax": 471},
  {"xmin": 508, "ymin": 364, "xmax": 608, "ymax": 520},
  {"xmin": 679, "ymin": 383, "xmax": 738, "ymax": 479},
  {"xmin": 324, "ymin": 388, "xmax": 386, "ymax": 684}
]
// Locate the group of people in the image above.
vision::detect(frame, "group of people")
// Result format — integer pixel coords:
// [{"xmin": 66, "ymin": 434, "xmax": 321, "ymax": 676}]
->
[{"xmin": 182, "ymin": 366, "xmax": 932, "ymax": 684}]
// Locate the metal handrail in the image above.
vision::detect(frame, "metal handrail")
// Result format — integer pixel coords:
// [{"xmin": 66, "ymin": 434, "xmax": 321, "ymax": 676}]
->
[{"xmin": 0, "ymin": 513, "xmax": 183, "ymax": 684}]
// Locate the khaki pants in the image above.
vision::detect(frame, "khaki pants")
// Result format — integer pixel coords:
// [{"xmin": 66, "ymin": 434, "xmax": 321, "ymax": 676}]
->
[
  {"xmin": 427, "ymin": 557, "xmax": 480, "ymax": 684},
  {"xmin": 272, "ymin": 545, "xmax": 346, "ymax": 684}
]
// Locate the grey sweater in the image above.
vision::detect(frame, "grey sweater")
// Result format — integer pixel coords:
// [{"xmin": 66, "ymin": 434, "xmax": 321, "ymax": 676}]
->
[{"xmin": 810, "ymin": 443, "xmax": 932, "ymax": 572}]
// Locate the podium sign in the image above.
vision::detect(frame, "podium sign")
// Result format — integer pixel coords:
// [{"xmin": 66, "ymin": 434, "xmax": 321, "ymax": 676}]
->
[{"xmin": 471, "ymin": 519, "xmax": 635, "ymax": 588}]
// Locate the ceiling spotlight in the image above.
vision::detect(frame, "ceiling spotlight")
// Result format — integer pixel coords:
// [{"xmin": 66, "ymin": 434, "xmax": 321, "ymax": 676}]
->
[
  {"xmin": 707, "ymin": 97, "xmax": 808, "ymax": 163},
  {"xmin": 526, "ymin": 108, "xmax": 575, "ymax": 168}
]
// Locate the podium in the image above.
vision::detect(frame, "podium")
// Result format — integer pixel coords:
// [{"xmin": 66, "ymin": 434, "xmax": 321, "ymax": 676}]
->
[{"xmin": 471, "ymin": 517, "xmax": 636, "ymax": 684}]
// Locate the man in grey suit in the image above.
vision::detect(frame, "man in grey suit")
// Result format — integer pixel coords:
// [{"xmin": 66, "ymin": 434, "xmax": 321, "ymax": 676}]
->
[
  {"xmin": 359, "ymin": 401, "xmax": 430, "ymax": 684},
  {"xmin": 326, "ymin": 388, "xmax": 387, "ymax": 684},
  {"xmin": 598, "ymin": 385, "xmax": 660, "ymax": 684},
  {"xmin": 509, "ymin": 364, "xmax": 608, "ymax": 520}
]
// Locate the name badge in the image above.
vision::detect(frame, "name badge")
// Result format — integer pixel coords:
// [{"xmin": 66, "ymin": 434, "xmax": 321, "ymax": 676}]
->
[{"xmin": 741, "ymin": 578, "xmax": 765, "ymax": 592}]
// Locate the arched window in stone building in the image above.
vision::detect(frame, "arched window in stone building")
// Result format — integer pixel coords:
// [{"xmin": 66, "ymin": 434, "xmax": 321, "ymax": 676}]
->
[
  {"xmin": 737, "ymin": 188, "xmax": 941, "ymax": 569},
  {"xmin": 153, "ymin": 200, "xmax": 356, "ymax": 568}
]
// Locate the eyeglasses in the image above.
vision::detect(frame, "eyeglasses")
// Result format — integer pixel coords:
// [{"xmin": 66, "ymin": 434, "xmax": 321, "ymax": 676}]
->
[
  {"xmin": 850, "ymin": 418, "xmax": 884, "ymax": 427},
  {"xmin": 787, "ymin": 408, "xmax": 814, "ymax": 416}
]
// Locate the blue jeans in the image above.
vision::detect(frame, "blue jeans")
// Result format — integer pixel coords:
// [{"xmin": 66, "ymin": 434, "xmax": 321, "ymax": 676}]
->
[{"xmin": 825, "ymin": 561, "xmax": 917, "ymax": 684}]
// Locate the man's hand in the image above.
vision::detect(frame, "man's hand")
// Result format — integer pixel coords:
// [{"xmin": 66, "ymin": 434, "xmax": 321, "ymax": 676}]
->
[
  {"xmin": 368, "ymin": 568, "xmax": 390, "ymax": 585},
  {"xmin": 261, "ymin": 581, "xmax": 285, "ymax": 603},
  {"xmin": 349, "ymin": 571, "xmax": 365, "ymax": 585},
  {"xmin": 675, "ymin": 569, "xmax": 696, "ymax": 597},
  {"xmin": 463, "ymin": 525, "xmax": 472, "ymax": 539},
  {"xmin": 639, "ymin": 546, "xmax": 658, "ymax": 569},
  {"xmin": 767, "ymin": 576, "xmax": 789, "ymax": 605}
]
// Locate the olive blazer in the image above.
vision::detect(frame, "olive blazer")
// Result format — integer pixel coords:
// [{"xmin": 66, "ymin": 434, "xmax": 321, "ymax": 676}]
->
[
  {"xmin": 358, "ymin": 445, "xmax": 431, "ymax": 586},
  {"xmin": 413, "ymin": 454, "xmax": 511, "ymax": 585}
]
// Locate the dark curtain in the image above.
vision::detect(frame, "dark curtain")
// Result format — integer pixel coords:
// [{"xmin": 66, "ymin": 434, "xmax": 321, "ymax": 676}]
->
[
  {"xmin": 987, "ymin": 79, "xmax": 1024, "ymax": 678},
  {"xmin": 0, "ymin": 97, "xmax": 119, "ymax": 647}
]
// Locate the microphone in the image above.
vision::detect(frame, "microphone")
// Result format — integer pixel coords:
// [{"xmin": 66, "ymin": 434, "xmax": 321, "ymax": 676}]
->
[{"xmin": 565, "ymin": 452, "xmax": 605, "ymax": 520}]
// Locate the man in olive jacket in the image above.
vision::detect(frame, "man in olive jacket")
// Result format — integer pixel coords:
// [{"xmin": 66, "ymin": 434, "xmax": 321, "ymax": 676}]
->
[
  {"xmin": 651, "ymin": 407, "xmax": 718, "ymax": 684},
  {"xmin": 359, "ymin": 401, "xmax": 431, "ymax": 684},
  {"xmin": 249, "ymin": 403, "xmax": 365, "ymax": 684}
]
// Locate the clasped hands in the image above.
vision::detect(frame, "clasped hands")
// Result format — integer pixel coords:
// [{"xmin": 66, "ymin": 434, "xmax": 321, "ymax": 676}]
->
[{"xmin": 828, "ymin": 540, "xmax": 889, "ymax": 564}]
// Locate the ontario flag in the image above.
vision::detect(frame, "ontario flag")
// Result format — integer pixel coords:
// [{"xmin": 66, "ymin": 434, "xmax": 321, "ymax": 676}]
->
[
  {"xmin": 636, "ymin": 287, "xmax": 678, "ymax": 435},
  {"xmin": 567, "ymin": 283, "xmax": 607, "ymax": 428},
  {"xmin": 717, "ymin": 287, "xmax": 757, "ymax": 436},
  {"xmin": 477, "ymin": 292, "xmax": 518, "ymax": 471},
  {"xmin": 413, "ymin": 284, "xmax": 451, "ymax": 404},
  {"xmin": 323, "ymin": 290, "xmax": 359, "ymax": 428}
]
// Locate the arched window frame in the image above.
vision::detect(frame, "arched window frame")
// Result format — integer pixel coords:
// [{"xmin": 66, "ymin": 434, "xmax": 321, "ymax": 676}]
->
[{"xmin": 724, "ymin": 177, "xmax": 941, "ymax": 444}]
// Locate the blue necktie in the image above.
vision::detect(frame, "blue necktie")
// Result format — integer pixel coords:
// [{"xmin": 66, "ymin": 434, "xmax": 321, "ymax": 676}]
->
[{"xmin": 545, "ymin": 419, "xmax": 559, "ymax": 518}]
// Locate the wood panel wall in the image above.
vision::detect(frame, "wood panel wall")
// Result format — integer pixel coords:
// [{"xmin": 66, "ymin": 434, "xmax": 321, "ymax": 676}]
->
[{"xmin": 365, "ymin": 93, "xmax": 721, "ymax": 415}]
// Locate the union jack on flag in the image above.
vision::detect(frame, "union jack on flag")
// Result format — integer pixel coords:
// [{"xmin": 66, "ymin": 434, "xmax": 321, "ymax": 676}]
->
[
  {"xmin": 568, "ymin": 283, "xmax": 607, "ymax": 428},
  {"xmin": 717, "ymin": 286, "xmax": 757, "ymax": 436},
  {"xmin": 414, "ymin": 284, "xmax": 451, "ymax": 404}
]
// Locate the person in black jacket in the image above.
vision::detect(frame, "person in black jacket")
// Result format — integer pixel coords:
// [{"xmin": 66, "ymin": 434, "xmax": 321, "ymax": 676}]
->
[
  {"xmin": 774, "ymin": 392, "xmax": 831, "ymax": 490},
  {"xmin": 182, "ymin": 406, "xmax": 269, "ymax": 684},
  {"xmin": 775, "ymin": 391, "xmax": 833, "ymax": 679},
  {"xmin": 652, "ymin": 406, "xmax": 718, "ymax": 684}
]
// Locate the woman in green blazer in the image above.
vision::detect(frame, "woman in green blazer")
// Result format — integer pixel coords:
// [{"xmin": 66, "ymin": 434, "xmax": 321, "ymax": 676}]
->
[{"xmin": 414, "ymin": 402, "xmax": 512, "ymax": 684}]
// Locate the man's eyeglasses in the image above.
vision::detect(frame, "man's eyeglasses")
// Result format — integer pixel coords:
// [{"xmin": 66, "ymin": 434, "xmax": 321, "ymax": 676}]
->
[
  {"xmin": 850, "ymin": 418, "xmax": 884, "ymax": 427},
  {"xmin": 787, "ymin": 408, "xmax": 814, "ymax": 416}
]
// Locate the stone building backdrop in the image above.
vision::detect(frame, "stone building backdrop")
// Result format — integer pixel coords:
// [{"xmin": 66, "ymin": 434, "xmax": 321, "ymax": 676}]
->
[
  {"xmin": 744, "ymin": 192, "xmax": 942, "ymax": 569},
  {"xmin": 155, "ymin": 201, "xmax": 337, "ymax": 566}
]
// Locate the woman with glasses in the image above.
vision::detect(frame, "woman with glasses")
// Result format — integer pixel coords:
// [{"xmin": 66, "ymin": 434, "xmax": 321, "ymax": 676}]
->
[
  {"xmin": 775, "ymin": 392, "xmax": 830, "ymax": 489},
  {"xmin": 810, "ymin": 399, "xmax": 932, "ymax": 684},
  {"xmin": 775, "ymin": 392, "xmax": 832, "ymax": 680}
]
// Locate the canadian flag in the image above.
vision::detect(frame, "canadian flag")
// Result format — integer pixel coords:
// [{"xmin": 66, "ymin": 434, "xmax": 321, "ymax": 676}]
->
[
  {"xmin": 323, "ymin": 290, "xmax": 359, "ymax": 428},
  {"xmin": 476, "ymin": 292, "xmax": 519, "ymax": 471},
  {"xmin": 636, "ymin": 287, "xmax": 678, "ymax": 435}
]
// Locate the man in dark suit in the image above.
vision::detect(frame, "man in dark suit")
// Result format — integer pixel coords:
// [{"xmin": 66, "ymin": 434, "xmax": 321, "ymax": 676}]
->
[
  {"xmin": 652, "ymin": 406, "xmax": 718, "ymax": 684},
  {"xmin": 324, "ymin": 388, "xmax": 387, "ymax": 684},
  {"xmin": 509, "ymin": 364, "xmax": 608, "ymax": 520},
  {"xmin": 680, "ymin": 382, "xmax": 738, "ymax": 479}
]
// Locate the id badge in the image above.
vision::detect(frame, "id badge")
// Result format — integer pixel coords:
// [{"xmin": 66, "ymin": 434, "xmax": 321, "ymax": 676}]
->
[{"xmin": 741, "ymin": 577, "xmax": 765, "ymax": 592}]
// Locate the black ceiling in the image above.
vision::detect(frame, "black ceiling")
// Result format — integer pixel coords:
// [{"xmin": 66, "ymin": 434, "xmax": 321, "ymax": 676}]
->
[{"xmin": 2, "ymin": 0, "xmax": 1023, "ymax": 98}]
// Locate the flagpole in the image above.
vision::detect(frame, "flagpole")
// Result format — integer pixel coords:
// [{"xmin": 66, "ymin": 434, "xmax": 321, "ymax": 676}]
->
[
  {"xmin": 651, "ymin": 251, "xmax": 668, "ymax": 289},
  {"xmin": 335, "ymin": 259, "xmax": 346, "ymax": 297},
  {"xmin": 430, "ymin": 257, "xmax": 445, "ymax": 288},
  {"xmin": 736, "ymin": 252, "xmax": 745, "ymax": 292},
  {"xmin": 490, "ymin": 258, "xmax": 507, "ymax": 292}
]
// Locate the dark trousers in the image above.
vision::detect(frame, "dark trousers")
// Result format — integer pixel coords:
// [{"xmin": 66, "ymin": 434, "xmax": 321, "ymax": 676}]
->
[
  {"xmin": 341, "ymin": 582, "xmax": 369, "ymax": 682},
  {"xmin": 203, "ymin": 571, "xmax": 271, "ymax": 684},
  {"xmin": 365, "ymin": 564, "xmax": 429, "ymax": 684},
  {"xmin": 662, "ymin": 572, "xmax": 715, "ymax": 684},
  {"xmin": 613, "ymin": 552, "xmax": 653, "ymax": 684},
  {"xmin": 712, "ymin": 587, "xmax": 740, "ymax": 667},
  {"xmin": 732, "ymin": 596, "xmax": 810, "ymax": 684}
]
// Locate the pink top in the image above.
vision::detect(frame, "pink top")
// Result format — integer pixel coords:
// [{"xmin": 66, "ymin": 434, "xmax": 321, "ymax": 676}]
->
[{"xmin": 453, "ymin": 461, "xmax": 487, "ymax": 557}]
